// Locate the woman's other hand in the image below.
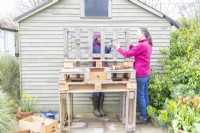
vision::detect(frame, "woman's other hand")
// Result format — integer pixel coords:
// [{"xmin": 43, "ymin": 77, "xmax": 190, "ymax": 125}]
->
[
  {"xmin": 108, "ymin": 42, "xmax": 113, "ymax": 47},
  {"xmin": 113, "ymin": 40, "xmax": 120, "ymax": 50}
]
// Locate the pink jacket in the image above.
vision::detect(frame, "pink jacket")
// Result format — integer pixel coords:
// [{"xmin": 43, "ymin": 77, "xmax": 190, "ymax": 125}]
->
[{"xmin": 117, "ymin": 39, "xmax": 152, "ymax": 77}]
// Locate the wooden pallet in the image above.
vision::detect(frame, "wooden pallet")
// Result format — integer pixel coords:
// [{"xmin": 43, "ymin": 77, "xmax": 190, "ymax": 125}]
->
[{"xmin": 59, "ymin": 67, "xmax": 135, "ymax": 81}]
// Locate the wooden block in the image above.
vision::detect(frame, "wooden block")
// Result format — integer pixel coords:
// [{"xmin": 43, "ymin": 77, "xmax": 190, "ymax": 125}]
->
[
  {"xmin": 95, "ymin": 83, "xmax": 101, "ymax": 91},
  {"xmin": 126, "ymin": 83, "xmax": 136, "ymax": 90},
  {"xmin": 96, "ymin": 61, "xmax": 102, "ymax": 68},
  {"xmin": 59, "ymin": 84, "xmax": 69, "ymax": 91},
  {"xmin": 19, "ymin": 116, "xmax": 58, "ymax": 133},
  {"xmin": 124, "ymin": 61, "xmax": 133, "ymax": 68},
  {"xmin": 64, "ymin": 61, "xmax": 73, "ymax": 68},
  {"xmin": 12, "ymin": 130, "xmax": 30, "ymax": 133},
  {"xmin": 89, "ymin": 68, "xmax": 106, "ymax": 80},
  {"xmin": 126, "ymin": 82, "xmax": 132, "ymax": 90},
  {"xmin": 129, "ymin": 79, "xmax": 136, "ymax": 83}
]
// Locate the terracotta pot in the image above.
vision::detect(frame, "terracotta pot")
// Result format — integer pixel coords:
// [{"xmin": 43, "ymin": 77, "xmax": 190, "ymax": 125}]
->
[{"xmin": 16, "ymin": 109, "xmax": 34, "ymax": 120}]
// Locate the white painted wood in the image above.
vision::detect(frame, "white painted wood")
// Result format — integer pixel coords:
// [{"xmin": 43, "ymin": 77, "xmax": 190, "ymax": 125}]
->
[
  {"xmin": 88, "ymin": 29, "xmax": 93, "ymax": 61},
  {"xmin": 15, "ymin": 0, "xmax": 59, "ymax": 22},
  {"xmin": 80, "ymin": 0, "xmax": 85, "ymax": 17},
  {"xmin": 63, "ymin": 28, "xmax": 68, "ymax": 59},
  {"xmin": 108, "ymin": 0, "xmax": 112, "ymax": 17},
  {"xmin": 20, "ymin": 21, "xmax": 171, "ymax": 27}
]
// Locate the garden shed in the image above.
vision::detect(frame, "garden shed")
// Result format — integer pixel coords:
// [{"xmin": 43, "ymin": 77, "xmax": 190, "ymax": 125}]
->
[{"xmin": 14, "ymin": 0, "xmax": 179, "ymax": 112}]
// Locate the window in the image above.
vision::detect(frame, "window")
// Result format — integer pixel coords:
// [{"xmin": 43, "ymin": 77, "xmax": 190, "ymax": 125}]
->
[
  {"xmin": 3, "ymin": 32, "xmax": 8, "ymax": 51},
  {"xmin": 0, "ymin": 30, "xmax": 2, "ymax": 38},
  {"xmin": 82, "ymin": 0, "xmax": 111, "ymax": 17}
]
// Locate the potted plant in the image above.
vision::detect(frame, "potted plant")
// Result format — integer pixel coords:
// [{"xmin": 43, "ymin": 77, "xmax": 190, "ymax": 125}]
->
[
  {"xmin": 171, "ymin": 96, "xmax": 200, "ymax": 133},
  {"xmin": 16, "ymin": 93, "xmax": 38, "ymax": 120}
]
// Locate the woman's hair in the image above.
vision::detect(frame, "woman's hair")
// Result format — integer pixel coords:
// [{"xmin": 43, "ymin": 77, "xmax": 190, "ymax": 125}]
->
[{"xmin": 139, "ymin": 27, "xmax": 153, "ymax": 46}]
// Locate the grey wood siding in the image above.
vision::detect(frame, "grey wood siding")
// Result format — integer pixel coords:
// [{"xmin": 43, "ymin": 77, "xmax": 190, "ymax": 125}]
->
[{"xmin": 19, "ymin": 0, "xmax": 171, "ymax": 112}]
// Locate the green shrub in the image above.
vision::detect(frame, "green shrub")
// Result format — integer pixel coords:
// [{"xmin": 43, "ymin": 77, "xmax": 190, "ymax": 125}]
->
[
  {"xmin": 149, "ymin": 70, "xmax": 172, "ymax": 109},
  {"xmin": 160, "ymin": 19, "xmax": 200, "ymax": 95},
  {"xmin": 0, "ymin": 90, "xmax": 17, "ymax": 133},
  {"xmin": 148, "ymin": 18, "xmax": 200, "ymax": 131}
]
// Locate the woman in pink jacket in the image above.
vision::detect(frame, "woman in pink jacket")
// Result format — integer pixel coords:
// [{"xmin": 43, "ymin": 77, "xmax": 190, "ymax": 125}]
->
[{"xmin": 113, "ymin": 27, "xmax": 152, "ymax": 124}]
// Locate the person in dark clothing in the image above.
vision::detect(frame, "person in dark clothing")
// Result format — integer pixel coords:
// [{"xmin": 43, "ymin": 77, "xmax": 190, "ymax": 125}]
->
[{"xmin": 90, "ymin": 32, "xmax": 111, "ymax": 117}]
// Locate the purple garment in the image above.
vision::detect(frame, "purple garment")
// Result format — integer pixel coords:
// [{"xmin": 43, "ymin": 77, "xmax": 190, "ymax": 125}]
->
[
  {"xmin": 93, "ymin": 32, "xmax": 101, "ymax": 47},
  {"xmin": 92, "ymin": 32, "xmax": 111, "ymax": 67}
]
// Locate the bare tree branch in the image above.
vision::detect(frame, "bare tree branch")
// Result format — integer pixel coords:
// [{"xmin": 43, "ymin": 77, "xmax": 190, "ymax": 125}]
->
[{"xmin": 165, "ymin": 0, "xmax": 171, "ymax": 14}]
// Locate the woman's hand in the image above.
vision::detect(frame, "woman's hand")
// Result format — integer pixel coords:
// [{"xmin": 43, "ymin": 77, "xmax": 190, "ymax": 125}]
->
[
  {"xmin": 113, "ymin": 40, "xmax": 120, "ymax": 50},
  {"xmin": 108, "ymin": 42, "xmax": 113, "ymax": 47}
]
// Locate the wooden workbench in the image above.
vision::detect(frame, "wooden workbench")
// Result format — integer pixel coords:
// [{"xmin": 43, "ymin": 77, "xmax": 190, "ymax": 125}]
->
[{"xmin": 58, "ymin": 64, "xmax": 137, "ymax": 133}]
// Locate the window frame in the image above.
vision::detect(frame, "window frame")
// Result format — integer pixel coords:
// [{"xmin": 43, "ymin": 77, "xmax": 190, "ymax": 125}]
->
[
  {"xmin": 3, "ymin": 32, "xmax": 8, "ymax": 51},
  {"xmin": 0, "ymin": 30, "xmax": 2, "ymax": 38},
  {"xmin": 81, "ymin": 0, "xmax": 112, "ymax": 18}
]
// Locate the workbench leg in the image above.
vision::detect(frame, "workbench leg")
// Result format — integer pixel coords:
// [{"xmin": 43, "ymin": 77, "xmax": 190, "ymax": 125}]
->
[
  {"xmin": 125, "ymin": 91, "xmax": 136, "ymax": 132},
  {"xmin": 122, "ymin": 92, "xmax": 126, "ymax": 125},
  {"xmin": 70, "ymin": 94, "xmax": 73, "ymax": 119},
  {"xmin": 133, "ymin": 91, "xmax": 137, "ymax": 132},
  {"xmin": 59, "ymin": 94, "xmax": 64, "ymax": 133},
  {"xmin": 63, "ymin": 97, "xmax": 67, "ymax": 123},
  {"xmin": 119, "ymin": 92, "xmax": 123, "ymax": 121},
  {"xmin": 67, "ymin": 93, "xmax": 71, "ymax": 133}
]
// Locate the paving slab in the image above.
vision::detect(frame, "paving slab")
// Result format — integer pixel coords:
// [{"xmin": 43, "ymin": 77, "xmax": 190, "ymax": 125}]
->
[
  {"xmin": 56, "ymin": 113, "xmax": 165, "ymax": 133},
  {"xmin": 88, "ymin": 122, "xmax": 104, "ymax": 128},
  {"xmin": 71, "ymin": 128, "xmax": 104, "ymax": 133},
  {"xmin": 138, "ymin": 123, "xmax": 167, "ymax": 133}
]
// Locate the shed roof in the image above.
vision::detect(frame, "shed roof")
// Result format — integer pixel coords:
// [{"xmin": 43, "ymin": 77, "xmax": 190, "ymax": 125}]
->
[
  {"xmin": 14, "ymin": 0, "xmax": 180, "ymax": 28},
  {"xmin": 0, "ymin": 19, "xmax": 18, "ymax": 32}
]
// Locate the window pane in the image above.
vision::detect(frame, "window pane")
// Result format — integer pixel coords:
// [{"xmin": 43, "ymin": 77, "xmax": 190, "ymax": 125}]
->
[
  {"xmin": 4, "ymin": 32, "xmax": 8, "ymax": 50},
  {"xmin": 85, "ymin": 0, "xmax": 108, "ymax": 16}
]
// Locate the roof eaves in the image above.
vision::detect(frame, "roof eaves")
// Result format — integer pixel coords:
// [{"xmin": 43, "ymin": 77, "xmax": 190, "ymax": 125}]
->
[
  {"xmin": 130, "ymin": 0, "xmax": 180, "ymax": 28},
  {"xmin": 14, "ymin": 0, "xmax": 59, "ymax": 22},
  {"xmin": 164, "ymin": 15, "xmax": 180, "ymax": 28},
  {"xmin": 130, "ymin": 0, "xmax": 163, "ymax": 17},
  {"xmin": 0, "ymin": 27, "xmax": 18, "ymax": 32},
  {"xmin": 0, "ymin": 19, "xmax": 18, "ymax": 31}
]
